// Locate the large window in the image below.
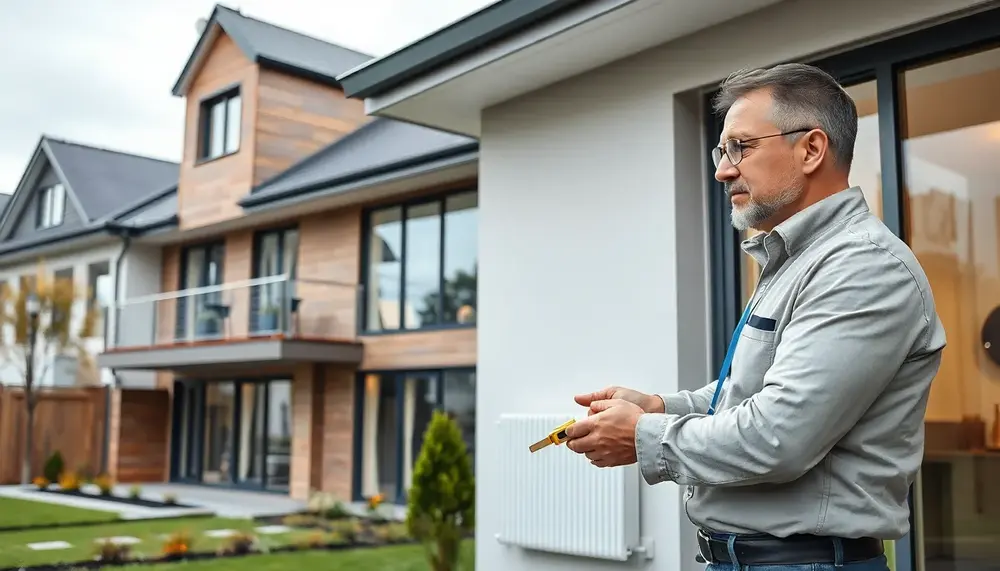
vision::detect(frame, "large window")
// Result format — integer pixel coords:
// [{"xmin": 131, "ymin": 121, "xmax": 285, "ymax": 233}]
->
[
  {"xmin": 707, "ymin": 10, "xmax": 1000, "ymax": 571},
  {"xmin": 251, "ymin": 227, "xmax": 299, "ymax": 334},
  {"xmin": 356, "ymin": 368, "xmax": 476, "ymax": 503},
  {"xmin": 172, "ymin": 378, "xmax": 291, "ymax": 491},
  {"xmin": 364, "ymin": 190, "xmax": 478, "ymax": 332},
  {"xmin": 199, "ymin": 87, "xmax": 242, "ymax": 161},
  {"xmin": 176, "ymin": 242, "xmax": 225, "ymax": 341},
  {"xmin": 36, "ymin": 184, "xmax": 65, "ymax": 229}
]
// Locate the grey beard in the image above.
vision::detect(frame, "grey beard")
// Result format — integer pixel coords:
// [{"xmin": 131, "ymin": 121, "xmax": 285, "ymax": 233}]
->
[{"xmin": 730, "ymin": 186, "xmax": 803, "ymax": 231}]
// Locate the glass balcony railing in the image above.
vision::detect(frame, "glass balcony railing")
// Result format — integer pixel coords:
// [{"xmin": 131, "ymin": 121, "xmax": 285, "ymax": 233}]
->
[{"xmin": 111, "ymin": 275, "xmax": 362, "ymax": 349}]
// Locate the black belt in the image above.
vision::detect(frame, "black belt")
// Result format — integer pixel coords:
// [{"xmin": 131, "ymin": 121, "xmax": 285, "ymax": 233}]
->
[{"xmin": 696, "ymin": 529, "xmax": 884, "ymax": 565}]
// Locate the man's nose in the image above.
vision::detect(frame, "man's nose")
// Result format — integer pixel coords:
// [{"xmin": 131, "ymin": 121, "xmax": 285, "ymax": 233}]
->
[{"xmin": 714, "ymin": 158, "xmax": 739, "ymax": 183}]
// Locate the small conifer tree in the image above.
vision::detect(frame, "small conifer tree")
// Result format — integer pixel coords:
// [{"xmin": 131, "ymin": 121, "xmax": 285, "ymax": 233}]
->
[{"xmin": 406, "ymin": 410, "xmax": 475, "ymax": 571}]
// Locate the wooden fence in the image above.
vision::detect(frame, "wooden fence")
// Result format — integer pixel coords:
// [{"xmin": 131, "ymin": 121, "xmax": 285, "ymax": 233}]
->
[{"xmin": 0, "ymin": 385, "xmax": 108, "ymax": 483}]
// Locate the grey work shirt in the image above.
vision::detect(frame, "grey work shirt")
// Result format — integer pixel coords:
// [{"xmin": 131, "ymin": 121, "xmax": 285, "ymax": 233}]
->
[{"xmin": 635, "ymin": 186, "xmax": 945, "ymax": 539}]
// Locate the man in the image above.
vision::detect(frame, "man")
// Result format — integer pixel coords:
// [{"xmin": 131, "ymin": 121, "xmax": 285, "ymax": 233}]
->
[{"xmin": 564, "ymin": 63, "xmax": 945, "ymax": 570}]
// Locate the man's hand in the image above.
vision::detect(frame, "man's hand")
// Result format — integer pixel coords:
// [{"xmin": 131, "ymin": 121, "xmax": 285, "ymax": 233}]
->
[
  {"xmin": 564, "ymin": 399, "xmax": 645, "ymax": 468},
  {"xmin": 574, "ymin": 386, "xmax": 664, "ymax": 415}
]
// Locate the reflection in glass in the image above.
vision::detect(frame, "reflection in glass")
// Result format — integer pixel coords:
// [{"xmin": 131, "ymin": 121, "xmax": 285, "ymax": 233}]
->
[
  {"xmin": 740, "ymin": 79, "xmax": 883, "ymax": 304},
  {"xmin": 443, "ymin": 370, "xmax": 476, "ymax": 471},
  {"xmin": 404, "ymin": 202, "xmax": 442, "ymax": 329},
  {"xmin": 238, "ymin": 383, "xmax": 265, "ymax": 484},
  {"xmin": 360, "ymin": 374, "xmax": 400, "ymax": 500},
  {"xmin": 402, "ymin": 373, "xmax": 438, "ymax": 492},
  {"xmin": 899, "ymin": 47, "xmax": 1000, "ymax": 570},
  {"xmin": 366, "ymin": 208, "xmax": 403, "ymax": 331},
  {"xmin": 443, "ymin": 192, "xmax": 479, "ymax": 325},
  {"xmin": 202, "ymin": 382, "xmax": 235, "ymax": 484},
  {"xmin": 266, "ymin": 380, "xmax": 291, "ymax": 489}
]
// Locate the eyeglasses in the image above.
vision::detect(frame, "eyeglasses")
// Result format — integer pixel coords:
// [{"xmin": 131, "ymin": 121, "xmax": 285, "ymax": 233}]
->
[{"xmin": 711, "ymin": 128, "xmax": 813, "ymax": 168}]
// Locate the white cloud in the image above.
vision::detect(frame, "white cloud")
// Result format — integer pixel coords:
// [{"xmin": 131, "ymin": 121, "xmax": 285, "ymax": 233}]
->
[{"xmin": 0, "ymin": 0, "xmax": 493, "ymax": 192}]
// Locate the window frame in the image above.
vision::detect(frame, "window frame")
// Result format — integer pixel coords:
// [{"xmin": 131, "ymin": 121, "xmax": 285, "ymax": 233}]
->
[
  {"xmin": 197, "ymin": 85, "xmax": 242, "ymax": 163},
  {"xmin": 175, "ymin": 240, "xmax": 226, "ymax": 340},
  {"xmin": 358, "ymin": 187, "xmax": 478, "ymax": 335},
  {"xmin": 703, "ymin": 8, "xmax": 1000, "ymax": 571},
  {"xmin": 351, "ymin": 366, "xmax": 477, "ymax": 504},
  {"xmin": 36, "ymin": 183, "xmax": 66, "ymax": 229}
]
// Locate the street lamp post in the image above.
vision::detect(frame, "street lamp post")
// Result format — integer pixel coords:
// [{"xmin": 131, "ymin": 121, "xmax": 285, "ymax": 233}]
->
[{"xmin": 21, "ymin": 293, "xmax": 40, "ymax": 485}]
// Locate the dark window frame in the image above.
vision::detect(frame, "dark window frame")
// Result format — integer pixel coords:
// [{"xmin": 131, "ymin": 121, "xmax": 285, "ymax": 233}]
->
[
  {"xmin": 703, "ymin": 8, "xmax": 1000, "ymax": 571},
  {"xmin": 197, "ymin": 86, "xmax": 242, "ymax": 163},
  {"xmin": 359, "ymin": 187, "xmax": 479, "ymax": 335},
  {"xmin": 250, "ymin": 225, "xmax": 300, "ymax": 335},
  {"xmin": 175, "ymin": 240, "xmax": 226, "ymax": 340},
  {"xmin": 35, "ymin": 183, "xmax": 66, "ymax": 229},
  {"xmin": 169, "ymin": 376, "xmax": 292, "ymax": 493},
  {"xmin": 351, "ymin": 366, "xmax": 477, "ymax": 505}
]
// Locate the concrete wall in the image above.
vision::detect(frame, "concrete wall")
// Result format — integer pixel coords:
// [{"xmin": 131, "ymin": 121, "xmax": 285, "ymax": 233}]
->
[{"xmin": 475, "ymin": 1, "xmax": 987, "ymax": 571}]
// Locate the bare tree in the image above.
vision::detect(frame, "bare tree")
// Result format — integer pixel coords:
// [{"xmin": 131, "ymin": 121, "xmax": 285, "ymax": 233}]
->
[{"xmin": 0, "ymin": 264, "xmax": 98, "ymax": 484}]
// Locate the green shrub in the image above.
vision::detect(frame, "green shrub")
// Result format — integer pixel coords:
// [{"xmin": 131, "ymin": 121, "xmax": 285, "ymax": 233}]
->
[
  {"xmin": 406, "ymin": 411, "xmax": 475, "ymax": 571},
  {"xmin": 43, "ymin": 451, "xmax": 64, "ymax": 483}
]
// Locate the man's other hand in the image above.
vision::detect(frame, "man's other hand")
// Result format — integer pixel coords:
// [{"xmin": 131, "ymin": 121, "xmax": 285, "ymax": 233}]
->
[
  {"xmin": 574, "ymin": 386, "xmax": 664, "ymax": 415},
  {"xmin": 564, "ymin": 399, "xmax": 644, "ymax": 468}
]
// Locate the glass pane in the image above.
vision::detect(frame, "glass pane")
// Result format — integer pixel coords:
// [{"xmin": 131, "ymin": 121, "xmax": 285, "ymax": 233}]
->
[
  {"xmin": 366, "ymin": 207, "xmax": 403, "ymax": 331},
  {"xmin": 404, "ymin": 202, "xmax": 442, "ymax": 329},
  {"xmin": 360, "ymin": 374, "xmax": 399, "ymax": 500},
  {"xmin": 254, "ymin": 233, "xmax": 282, "ymax": 333},
  {"xmin": 900, "ymin": 46, "xmax": 1000, "ymax": 569},
  {"xmin": 443, "ymin": 369, "xmax": 476, "ymax": 471},
  {"xmin": 282, "ymin": 229, "xmax": 299, "ymax": 278},
  {"xmin": 51, "ymin": 184, "xmax": 65, "ymax": 225},
  {"xmin": 225, "ymin": 94, "xmax": 242, "ymax": 154},
  {"xmin": 443, "ymin": 192, "xmax": 478, "ymax": 325},
  {"xmin": 238, "ymin": 383, "xmax": 265, "ymax": 485},
  {"xmin": 209, "ymin": 101, "xmax": 226, "ymax": 158},
  {"xmin": 401, "ymin": 372, "xmax": 438, "ymax": 492},
  {"xmin": 740, "ymin": 78, "xmax": 883, "ymax": 305},
  {"xmin": 202, "ymin": 382, "xmax": 235, "ymax": 484},
  {"xmin": 266, "ymin": 380, "xmax": 291, "ymax": 490}
]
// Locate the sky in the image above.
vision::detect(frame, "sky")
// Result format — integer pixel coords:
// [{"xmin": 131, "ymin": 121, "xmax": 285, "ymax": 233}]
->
[{"xmin": 0, "ymin": 0, "xmax": 494, "ymax": 193}]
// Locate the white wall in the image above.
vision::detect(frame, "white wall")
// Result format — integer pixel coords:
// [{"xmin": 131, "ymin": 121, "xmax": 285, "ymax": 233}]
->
[
  {"xmin": 0, "ymin": 242, "xmax": 120, "ymax": 387},
  {"xmin": 475, "ymin": 1, "xmax": 986, "ymax": 571},
  {"xmin": 113, "ymin": 243, "xmax": 163, "ymax": 389}
]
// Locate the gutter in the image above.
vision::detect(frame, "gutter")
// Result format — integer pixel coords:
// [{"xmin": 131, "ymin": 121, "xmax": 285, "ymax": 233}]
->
[{"xmin": 100, "ymin": 228, "xmax": 131, "ymax": 476}]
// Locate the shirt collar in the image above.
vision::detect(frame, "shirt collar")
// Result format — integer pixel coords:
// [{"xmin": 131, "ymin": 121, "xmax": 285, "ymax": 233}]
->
[{"xmin": 742, "ymin": 186, "xmax": 870, "ymax": 265}]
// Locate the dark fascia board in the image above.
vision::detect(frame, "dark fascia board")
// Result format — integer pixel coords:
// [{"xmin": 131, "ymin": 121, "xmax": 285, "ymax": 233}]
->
[
  {"xmin": 0, "ymin": 139, "xmax": 45, "ymax": 238},
  {"xmin": 338, "ymin": 0, "xmax": 591, "ymax": 99},
  {"xmin": 256, "ymin": 56, "xmax": 343, "ymax": 89},
  {"xmin": 0, "ymin": 216, "xmax": 178, "ymax": 258},
  {"xmin": 104, "ymin": 184, "xmax": 178, "ymax": 222},
  {"xmin": 238, "ymin": 141, "xmax": 479, "ymax": 209}
]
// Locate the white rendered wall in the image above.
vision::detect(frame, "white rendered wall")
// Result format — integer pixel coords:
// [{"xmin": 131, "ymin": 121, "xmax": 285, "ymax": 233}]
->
[
  {"xmin": 475, "ymin": 1, "xmax": 985, "ymax": 571},
  {"xmin": 114, "ymin": 243, "xmax": 163, "ymax": 389}
]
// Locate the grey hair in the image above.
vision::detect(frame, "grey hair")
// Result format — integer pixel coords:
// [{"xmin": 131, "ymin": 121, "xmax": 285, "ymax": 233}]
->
[{"xmin": 713, "ymin": 63, "xmax": 858, "ymax": 171}]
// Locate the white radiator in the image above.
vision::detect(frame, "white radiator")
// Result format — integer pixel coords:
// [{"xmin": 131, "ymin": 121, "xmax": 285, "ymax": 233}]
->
[{"xmin": 495, "ymin": 414, "xmax": 642, "ymax": 561}]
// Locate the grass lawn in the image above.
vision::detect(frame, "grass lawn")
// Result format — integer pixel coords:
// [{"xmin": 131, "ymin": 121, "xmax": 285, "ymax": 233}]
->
[
  {"xmin": 141, "ymin": 540, "xmax": 476, "ymax": 570},
  {"xmin": 0, "ymin": 496, "xmax": 119, "ymax": 529},
  {"xmin": 0, "ymin": 515, "xmax": 313, "ymax": 568}
]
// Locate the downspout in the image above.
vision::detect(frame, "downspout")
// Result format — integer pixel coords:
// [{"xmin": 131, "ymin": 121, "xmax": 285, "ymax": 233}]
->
[{"xmin": 100, "ymin": 226, "xmax": 132, "ymax": 475}]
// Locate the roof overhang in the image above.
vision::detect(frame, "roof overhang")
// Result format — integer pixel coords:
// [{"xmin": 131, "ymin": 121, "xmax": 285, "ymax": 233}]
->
[
  {"xmin": 338, "ymin": 0, "xmax": 783, "ymax": 135},
  {"xmin": 97, "ymin": 337, "xmax": 364, "ymax": 373}
]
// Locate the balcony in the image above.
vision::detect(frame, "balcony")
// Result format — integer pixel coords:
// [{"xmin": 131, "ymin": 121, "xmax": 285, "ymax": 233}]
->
[{"xmin": 97, "ymin": 275, "xmax": 364, "ymax": 373}]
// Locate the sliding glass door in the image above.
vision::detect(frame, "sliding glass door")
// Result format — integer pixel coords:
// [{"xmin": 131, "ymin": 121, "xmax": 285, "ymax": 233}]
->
[{"xmin": 171, "ymin": 378, "xmax": 292, "ymax": 491}]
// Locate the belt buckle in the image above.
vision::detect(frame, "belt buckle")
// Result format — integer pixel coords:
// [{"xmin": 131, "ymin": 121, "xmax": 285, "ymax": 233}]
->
[{"xmin": 696, "ymin": 529, "xmax": 715, "ymax": 564}]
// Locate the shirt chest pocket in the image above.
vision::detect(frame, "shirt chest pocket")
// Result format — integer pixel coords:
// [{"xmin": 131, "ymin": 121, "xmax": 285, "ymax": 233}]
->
[{"xmin": 728, "ymin": 315, "xmax": 779, "ymax": 399}]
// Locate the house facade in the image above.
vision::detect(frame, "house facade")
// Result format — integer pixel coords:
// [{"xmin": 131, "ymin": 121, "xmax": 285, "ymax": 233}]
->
[
  {"xmin": 338, "ymin": 1, "xmax": 1000, "ymax": 571},
  {"xmin": 97, "ymin": 5, "xmax": 479, "ymax": 504}
]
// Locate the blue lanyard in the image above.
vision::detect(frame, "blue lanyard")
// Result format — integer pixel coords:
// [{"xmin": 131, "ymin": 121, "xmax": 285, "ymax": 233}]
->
[{"xmin": 706, "ymin": 300, "xmax": 754, "ymax": 415}]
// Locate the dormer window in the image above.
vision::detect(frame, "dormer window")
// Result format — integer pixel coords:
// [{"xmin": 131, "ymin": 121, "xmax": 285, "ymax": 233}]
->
[
  {"xmin": 37, "ymin": 183, "xmax": 66, "ymax": 229},
  {"xmin": 199, "ymin": 87, "xmax": 242, "ymax": 161}
]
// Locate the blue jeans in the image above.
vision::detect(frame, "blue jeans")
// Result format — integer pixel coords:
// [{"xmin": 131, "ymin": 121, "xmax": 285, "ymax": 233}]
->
[{"xmin": 706, "ymin": 554, "xmax": 890, "ymax": 571}]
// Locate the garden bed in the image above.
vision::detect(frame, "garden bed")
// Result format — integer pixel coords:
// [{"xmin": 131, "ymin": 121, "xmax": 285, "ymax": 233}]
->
[
  {"xmin": 0, "ymin": 538, "xmax": 418, "ymax": 571},
  {"xmin": 31, "ymin": 489, "xmax": 194, "ymax": 509}
]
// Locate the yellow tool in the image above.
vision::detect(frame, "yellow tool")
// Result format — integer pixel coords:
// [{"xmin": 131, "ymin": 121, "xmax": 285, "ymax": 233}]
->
[{"xmin": 529, "ymin": 419, "xmax": 576, "ymax": 452}]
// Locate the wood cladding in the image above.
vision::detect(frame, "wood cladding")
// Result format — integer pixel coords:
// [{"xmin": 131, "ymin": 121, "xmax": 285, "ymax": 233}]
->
[
  {"xmin": 297, "ymin": 209, "xmax": 361, "ymax": 339},
  {"xmin": 360, "ymin": 328, "xmax": 478, "ymax": 370},
  {"xmin": 114, "ymin": 389, "xmax": 170, "ymax": 483},
  {"xmin": 178, "ymin": 32, "xmax": 259, "ymax": 230},
  {"xmin": 253, "ymin": 70, "xmax": 369, "ymax": 186}
]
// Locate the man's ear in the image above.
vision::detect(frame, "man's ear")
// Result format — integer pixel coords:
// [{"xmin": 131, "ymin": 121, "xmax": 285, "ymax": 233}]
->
[{"xmin": 800, "ymin": 129, "xmax": 828, "ymax": 175}]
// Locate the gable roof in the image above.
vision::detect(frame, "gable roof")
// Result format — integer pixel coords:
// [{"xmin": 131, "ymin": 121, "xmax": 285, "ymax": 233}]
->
[
  {"xmin": 44, "ymin": 138, "xmax": 178, "ymax": 220},
  {"xmin": 172, "ymin": 4, "xmax": 374, "ymax": 96},
  {"xmin": 0, "ymin": 194, "xmax": 11, "ymax": 218},
  {"xmin": 240, "ymin": 118, "xmax": 477, "ymax": 209},
  {"xmin": 0, "ymin": 136, "xmax": 179, "ymax": 257}
]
